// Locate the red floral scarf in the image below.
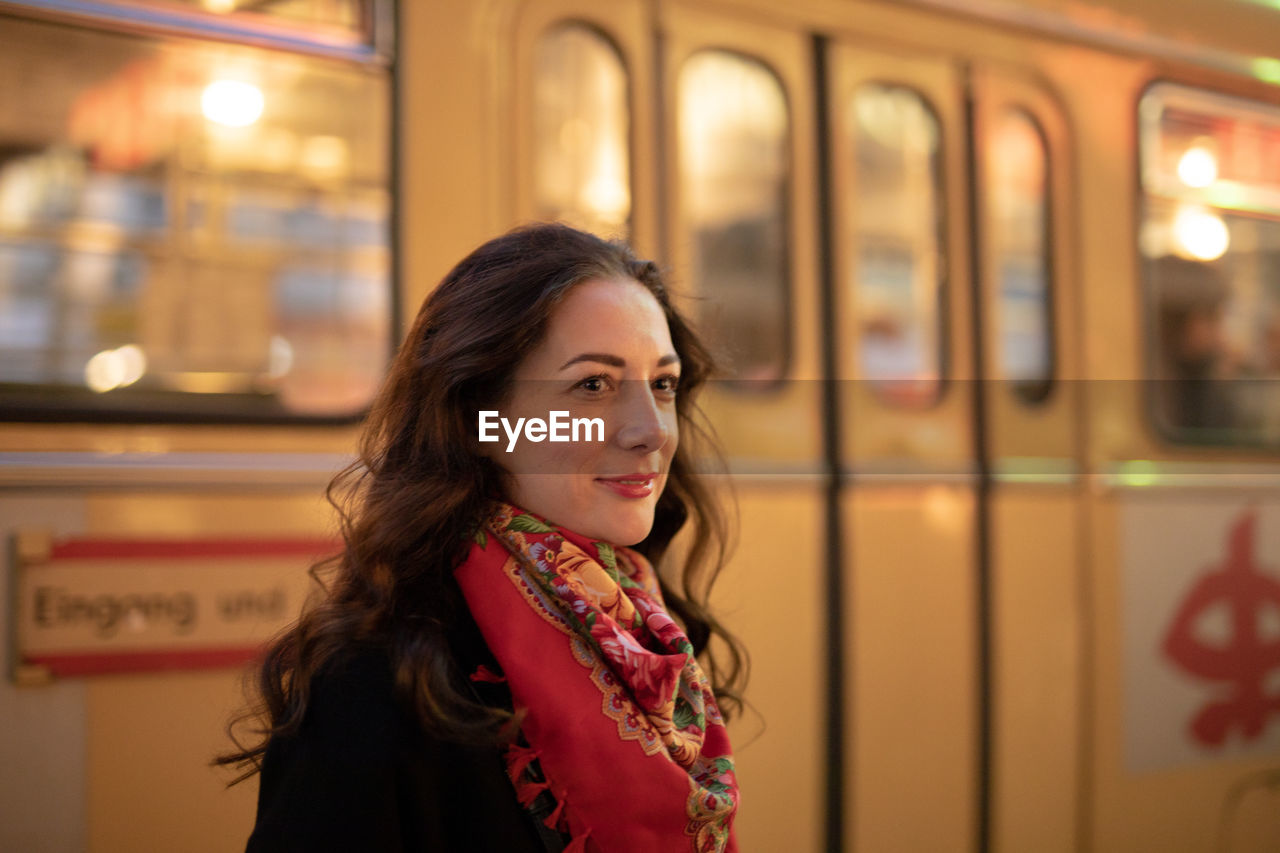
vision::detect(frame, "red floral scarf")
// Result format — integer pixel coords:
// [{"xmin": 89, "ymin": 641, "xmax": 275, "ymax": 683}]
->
[{"xmin": 454, "ymin": 503, "xmax": 739, "ymax": 853}]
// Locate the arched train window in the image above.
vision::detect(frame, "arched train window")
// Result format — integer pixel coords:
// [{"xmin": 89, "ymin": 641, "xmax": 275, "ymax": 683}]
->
[
  {"xmin": 533, "ymin": 23, "xmax": 631, "ymax": 237},
  {"xmin": 678, "ymin": 50, "xmax": 790, "ymax": 384},
  {"xmin": 850, "ymin": 83, "xmax": 945, "ymax": 407}
]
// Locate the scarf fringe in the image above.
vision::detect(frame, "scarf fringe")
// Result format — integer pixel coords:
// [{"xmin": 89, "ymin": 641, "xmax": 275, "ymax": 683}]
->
[
  {"xmin": 543, "ymin": 790, "xmax": 567, "ymax": 828},
  {"xmin": 545, "ymin": 789, "xmax": 594, "ymax": 853},
  {"xmin": 514, "ymin": 778, "xmax": 550, "ymax": 808},
  {"xmin": 469, "ymin": 664, "xmax": 506, "ymax": 683},
  {"xmin": 505, "ymin": 743, "xmax": 550, "ymax": 807},
  {"xmin": 507, "ymin": 739, "xmax": 590, "ymax": 848}
]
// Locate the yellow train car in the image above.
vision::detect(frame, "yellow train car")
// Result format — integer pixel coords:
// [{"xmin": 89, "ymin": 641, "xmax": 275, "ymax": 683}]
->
[{"xmin": 1, "ymin": 1, "xmax": 1279, "ymax": 851}]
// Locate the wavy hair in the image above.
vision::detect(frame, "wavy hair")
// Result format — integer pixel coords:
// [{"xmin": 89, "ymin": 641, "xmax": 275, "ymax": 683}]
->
[{"xmin": 218, "ymin": 223, "xmax": 746, "ymax": 780}]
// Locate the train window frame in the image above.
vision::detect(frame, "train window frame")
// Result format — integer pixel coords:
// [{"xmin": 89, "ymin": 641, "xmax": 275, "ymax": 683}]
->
[
  {"xmin": 530, "ymin": 19, "xmax": 634, "ymax": 240},
  {"xmin": 675, "ymin": 46, "xmax": 795, "ymax": 392},
  {"xmin": 848, "ymin": 79, "xmax": 951, "ymax": 410},
  {"xmin": 0, "ymin": 0, "xmax": 393, "ymax": 63},
  {"xmin": 1137, "ymin": 80, "xmax": 1280, "ymax": 449},
  {"xmin": 987, "ymin": 106, "xmax": 1057, "ymax": 406},
  {"xmin": 0, "ymin": 6, "xmax": 398, "ymax": 425}
]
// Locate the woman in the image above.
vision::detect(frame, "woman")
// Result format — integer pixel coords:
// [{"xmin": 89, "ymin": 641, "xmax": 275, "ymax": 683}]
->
[{"xmin": 219, "ymin": 223, "xmax": 745, "ymax": 852}]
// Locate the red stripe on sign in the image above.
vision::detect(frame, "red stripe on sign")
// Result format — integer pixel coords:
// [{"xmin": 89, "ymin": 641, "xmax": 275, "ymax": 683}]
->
[
  {"xmin": 48, "ymin": 539, "xmax": 340, "ymax": 561},
  {"xmin": 26, "ymin": 646, "xmax": 264, "ymax": 676}
]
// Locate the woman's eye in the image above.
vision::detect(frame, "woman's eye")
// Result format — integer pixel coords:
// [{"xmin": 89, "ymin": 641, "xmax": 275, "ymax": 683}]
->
[
  {"xmin": 575, "ymin": 375, "xmax": 610, "ymax": 394},
  {"xmin": 654, "ymin": 374, "xmax": 680, "ymax": 395}
]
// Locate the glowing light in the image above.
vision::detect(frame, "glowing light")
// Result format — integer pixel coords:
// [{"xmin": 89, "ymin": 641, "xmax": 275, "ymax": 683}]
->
[
  {"xmin": 201, "ymin": 80, "xmax": 264, "ymax": 128},
  {"xmin": 1116, "ymin": 460, "xmax": 1159, "ymax": 488},
  {"xmin": 85, "ymin": 344, "xmax": 148, "ymax": 392},
  {"xmin": 116, "ymin": 344, "xmax": 147, "ymax": 386},
  {"xmin": 581, "ymin": 174, "xmax": 629, "ymax": 226},
  {"xmin": 1251, "ymin": 57, "xmax": 1280, "ymax": 86},
  {"xmin": 1177, "ymin": 143, "xmax": 1218, "ymax": 188},
  {"xmin": 299, "ymin": 135, "xmax": 348, "ymax": 179},
  {"xmin": 202, "ymin": 0, "xmax": 237, "ymax": 11},
  {"xmin": 1173, "ymin": 205, "xmax": 1230, "ymax": 261},
  {"xmin": 85, "ymin": 349, "xmax": 126, "ymax": 393}
]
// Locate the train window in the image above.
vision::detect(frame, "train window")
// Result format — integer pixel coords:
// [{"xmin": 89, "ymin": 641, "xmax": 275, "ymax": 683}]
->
[
  {"xmin": 0, "ymin": 14, "xmax": 391, "ymax": 420},
  {"xmin": 678, "ymin": 50, "xmax": 790, "ymax": 384},
  {"xmin": 988, "ymin": 109, "xmax": 1053, "ymax": 404},
  {"xmin": 0, "ymin": 0, "xmax": 382, "ymax": 53},
  {"xmin": 1139, "ymin": 83, "xmax": 1280, "ymax": 446},
  {"xmin": 533, "ymin": 24, "xmax": 631, "ymax": 237},
  {"xmin": 851, "ymin": 84, "xmax": 945, "ymax": 407}
]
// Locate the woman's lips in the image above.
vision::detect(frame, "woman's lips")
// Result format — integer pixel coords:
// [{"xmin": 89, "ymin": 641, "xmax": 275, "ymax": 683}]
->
[{"xmin": 595, "ymin": 473, "xmax": 657, "ymax": 499}]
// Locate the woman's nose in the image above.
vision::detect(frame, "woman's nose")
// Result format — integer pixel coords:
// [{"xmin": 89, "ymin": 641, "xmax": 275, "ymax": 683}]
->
[{"xmin": 613, "ymin": 382, "xmax": 671, "ymax": 452}]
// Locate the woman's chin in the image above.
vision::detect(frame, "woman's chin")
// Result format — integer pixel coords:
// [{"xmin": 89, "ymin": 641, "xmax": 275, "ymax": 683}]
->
[{"xmin": 580, "ymin": 508, "xmax": 655, "ymax": 546}]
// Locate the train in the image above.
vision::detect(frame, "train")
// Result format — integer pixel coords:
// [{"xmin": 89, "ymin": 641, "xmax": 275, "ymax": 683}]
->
[{"xmin": 2, "ymin": 0, "xmax": 1279, "ymax": 851}]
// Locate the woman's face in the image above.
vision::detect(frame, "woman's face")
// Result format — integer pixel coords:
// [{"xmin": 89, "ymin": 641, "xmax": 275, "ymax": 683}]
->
[{"xmin": 493, "ymin": 276, "xmax": 680, "ymax": 545}]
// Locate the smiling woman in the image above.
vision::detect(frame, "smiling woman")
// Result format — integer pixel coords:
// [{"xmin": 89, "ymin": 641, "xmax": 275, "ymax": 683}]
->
[
  {"xmin": 494, "ymin": 276, "xmax": 682, "ymax": 546},
  {"xmin": 217, "ymin": 223, "xmax": 746, "ymax": 852}
]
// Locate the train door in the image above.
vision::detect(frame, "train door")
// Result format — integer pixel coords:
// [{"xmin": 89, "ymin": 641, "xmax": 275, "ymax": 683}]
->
[
  {"xmin": 827, "ymin": 37, "xmax": 980, "ymax": 853},
  {"xmin": 508, "ymin": 2, "xmax": 827, "ymax": 849},
  {"xmin": 658, "ymin": 3, "xmax": 827, "ymax": 850},
  {"xmin": 971, "ymin": 66, "xmax": 1085, "ymax": 853}
]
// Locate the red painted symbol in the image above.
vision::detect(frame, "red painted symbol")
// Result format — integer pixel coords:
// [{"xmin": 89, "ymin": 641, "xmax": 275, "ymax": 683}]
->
[{"xmin": 1162, "ymin": 512, "xmax": 1280, "ymax": 746}]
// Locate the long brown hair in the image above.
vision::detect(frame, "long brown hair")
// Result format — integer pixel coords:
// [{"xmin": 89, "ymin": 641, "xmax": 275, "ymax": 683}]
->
[{"xmin": 218, "ymin": 223, "xmax": 745, "ymax": 780}]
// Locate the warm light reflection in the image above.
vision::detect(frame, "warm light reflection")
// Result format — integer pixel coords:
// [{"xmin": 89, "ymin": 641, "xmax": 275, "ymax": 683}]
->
[
  {"xmin": 84, "ymin": 344, "xmax": 148, "ymax": 392},
  {"xmin": 1116, "ymin": 460, "xmax": 1159, "ymax": 488},
  {"xmin": 201, "ymin": 80, "xmax": 264, "ymax": 127},
  {"xmin": 115, "ymin": 344, "xmax": 147, "ymax": 386},
  {"xmin": 267, "ymin": 335, "xmax": 294, "ymax": 378},
  {"xmin": 202, "ymin": 0, "xmax": 237, "ymax": 12},
  {"xmin": 534, "ymin": 25, "xmax": 631, "ymax": 232},
  {"xmin": 581, "ymin": 167, "xmax": 629, "ymax": 225},
  {"xmin": 1177, "ymin": 142, "xmax": 1218, "ymax": 188},
  {"xmin": 1173, "ymin": 205, "xmax": 1230, "ymax": 261},
  {"xmin": 299, "ymin": 135, "xmax": 349, "ymax": 179}
]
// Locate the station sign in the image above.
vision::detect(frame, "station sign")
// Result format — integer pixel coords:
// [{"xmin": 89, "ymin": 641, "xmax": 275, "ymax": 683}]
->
[
  {"xmin": 9, "ymin": 532, "xmax": 334, "ymax": 682},
  {"xmin": 1121, "ymin": 499, "xmax": 1280, "ymax": 770}
]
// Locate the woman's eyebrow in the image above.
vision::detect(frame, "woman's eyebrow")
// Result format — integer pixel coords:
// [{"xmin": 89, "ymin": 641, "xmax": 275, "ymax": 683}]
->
[
  {"xmin": 560, "ymin": 353, "xmax": 624, "ymax": 369},
  {"xmin": 558, "ymin": 352, "xmax": 682, "ymax": 370}
]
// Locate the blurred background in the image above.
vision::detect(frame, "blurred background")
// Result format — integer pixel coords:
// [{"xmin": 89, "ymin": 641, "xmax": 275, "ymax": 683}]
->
[{"xmin": 2, "ymin": 0, "xmax": 1280, "ymax": 850}]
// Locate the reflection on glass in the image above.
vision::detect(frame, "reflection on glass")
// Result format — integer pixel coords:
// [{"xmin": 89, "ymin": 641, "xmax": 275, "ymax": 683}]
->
[
  {"xmin": 851, "ymin": 84, "xmax": 944, "ymax": 406},
  {"xmin": 679, "ymin": 50, "xmax": 789, "ymax": 383},
  {"xmin": 1141, "ymin": 84, "xmax": 1280, "ymax": 446},
  {"xmin": 533, "ymin": 24, "xmax": 630, "ymax": 236},
  {"xmin": 988, "ymin": 109, "xmax": 1052, "ymax": 403},
  {"xmin": 144, "ymin": 0, "xmax": 366, "ymax": 33},
  {"xmin": 0, "ymin": 16, "xmax": 391, "ymax": 418},
  {"xmin": 1144, "ymin": 206, "xmax": 1280, "ymax": 444}
]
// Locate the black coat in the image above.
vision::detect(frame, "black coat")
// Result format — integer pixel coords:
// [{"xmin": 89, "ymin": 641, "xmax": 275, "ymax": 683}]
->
[{"xmin": 243, "ymin": 646, "xmax": 553, "ymax": 852}]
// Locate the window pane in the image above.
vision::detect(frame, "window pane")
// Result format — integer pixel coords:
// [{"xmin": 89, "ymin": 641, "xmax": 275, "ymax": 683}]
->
[
  {"xmin": 679, "ymin": 51, "xmax": 790, "ymax": 383},
  {"xmin": 533, "ymin": 24, "xmax": 630, "ymax": 237},
  {"xmin": 165, "ymin": 0, "xmax": 368, "ymax": 31},
  {"xmin": 0, "ymin": 16, "xmax": 392, "ymax": 419},
  {"xmin": 1140, "ymin": 84, "xmax": 1280, "ymax": 446},
  {"xmin": 2, "ymin": 0, "xmax": 378, "ymax": 48},
  {"xmin": 851, "ymin": 84, "xmax": 945, "ymax": 406},
  {"xmin": 988, "ymin": 109, "xmax": 1053, "ymax": 403}
]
